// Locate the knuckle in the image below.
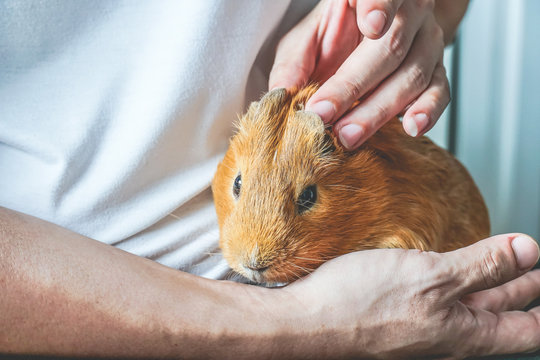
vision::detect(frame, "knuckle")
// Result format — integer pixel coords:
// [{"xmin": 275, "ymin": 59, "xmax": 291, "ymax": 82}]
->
[
  {"xmin": 432, "ymin": 24, "xmax": 445, "ymax": 48},
  {"xmin": 385, "ymin": 33, "xmax": 407, "ymax": 61},
  {"xmin": 382, "ymin": 20, "xmax": 409, "ymax": 61},
  {"xmin": 479, "ymin": 250, "xmax": 506, "ymax": 289},
  {"xmin": 421, "ymin": 13, "xmax": 445, "ymax": 49},
  {"xmin": 371, "ymin": 102, "xmax": 390, "ymax": 123},
  {"xmin": 407, "ymin": 65, "xmax": 430, "ymax": 91},
  {"xmin": 341, "ymin": 77, "xmax": 364, "ymax": 102}
]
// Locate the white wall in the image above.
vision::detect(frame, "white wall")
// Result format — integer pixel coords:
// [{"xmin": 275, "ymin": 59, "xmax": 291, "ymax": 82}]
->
[{"xmin": 453, "ymin": 0, "xmax": 540, "ymax": 239}]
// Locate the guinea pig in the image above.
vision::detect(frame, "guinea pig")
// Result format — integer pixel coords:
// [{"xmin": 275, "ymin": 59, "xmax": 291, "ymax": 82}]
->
[{"xmin": 212, "ymin": 84, "xmax": 490, "ymax": 285}]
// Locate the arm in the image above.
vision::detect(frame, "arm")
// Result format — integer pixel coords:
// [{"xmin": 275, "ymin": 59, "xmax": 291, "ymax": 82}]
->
[{"xmin": 0, "ymin": 207, "xmax": 296, "ymax": 358}]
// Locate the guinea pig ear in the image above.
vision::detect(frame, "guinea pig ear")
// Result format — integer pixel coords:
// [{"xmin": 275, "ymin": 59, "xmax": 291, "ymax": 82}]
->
[
  {"xmin": 238, "ymin": 88, "xmax": 289, "ymax": 133},
  {"xmin": 258, "ymin": 87, "xmax": 288, "ymax": 110},
  {"xmin": 252, "ymin": 88, "xmax": 288, "ymax": 122},
  {"xmin": 293, "ymin": 110, "xmax": 325, "ymax": 137},
  {"xmin": 280, "ymin": 110, "xmax": 330, "ymax": 157},
  {"xmin": 291, "ymin": 111, "xmax": 340, "ymax": 156}
]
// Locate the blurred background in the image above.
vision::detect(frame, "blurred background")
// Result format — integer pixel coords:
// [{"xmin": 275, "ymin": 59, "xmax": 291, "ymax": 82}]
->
[{"xmin": 428, "ymin": 0, "xmax": 540, "ymax": 241}]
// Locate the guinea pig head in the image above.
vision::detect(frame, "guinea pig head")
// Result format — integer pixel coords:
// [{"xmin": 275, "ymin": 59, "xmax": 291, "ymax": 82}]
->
[{"xmin": 212, "ymin": 87, "xmax": 387, "ymax": 284}]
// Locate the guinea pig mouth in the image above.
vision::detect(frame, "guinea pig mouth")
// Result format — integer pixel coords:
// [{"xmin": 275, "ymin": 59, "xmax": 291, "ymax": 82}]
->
[
  {"xmin": 239, "ymin": 265, "xmax": 271, "ymax": 284},
  {"xmin": 236, "ymin": 264, "xmax": 294, "ymax": 286}
]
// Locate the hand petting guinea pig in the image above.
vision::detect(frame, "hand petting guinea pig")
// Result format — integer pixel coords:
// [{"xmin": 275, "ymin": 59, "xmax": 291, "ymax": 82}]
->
[{"xmin": 212, "ymin": 84, "xmax": 490, "ymax": 285}]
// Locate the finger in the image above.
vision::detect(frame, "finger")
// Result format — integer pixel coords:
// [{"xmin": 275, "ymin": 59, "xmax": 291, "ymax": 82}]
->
[
  {"xmin": 458, "ymin": 306, "xmax": 540, "ymax": 357},
  {"xmin": 443, "ymin": 234, "xmax": 540, "ymax": 301},
  {"xmin": 268, "ymin": 2, "xmax": 322, "ymax": 90},
  {"xmin": 402, "ymin": 62, "xmax": 450, "ymax": 137},
  {"xmin": 332, "ymin": 18, "xmax": 443, "ymax": 149},
  {"xmin": 461, "ymin": 269, "xmax": 540, "ymax": 312},
  {"xmin": 306, "ymin": 1, "xmax": 426, "ymax": 124},
  {"xmin": 353, "ymin": 0, "xmax": 405, "ymax": 38},
  {"xmin": 311, "ymin": 2, "xmax": 362, "ymax": 84}
]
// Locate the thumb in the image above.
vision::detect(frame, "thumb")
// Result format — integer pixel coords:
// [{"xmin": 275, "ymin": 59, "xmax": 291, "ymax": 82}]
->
[{"xmin": 443, "ymin": 233, "xmax": 539, "ymax": 300}]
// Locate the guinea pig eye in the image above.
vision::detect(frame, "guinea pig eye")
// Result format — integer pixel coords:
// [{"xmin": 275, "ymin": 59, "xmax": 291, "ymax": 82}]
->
[
  {"xmin": 233, "ymin": 174, "xmax": 242, "ymax": 198},
  {"xmin": 297, "ymin": 185, "xmax": 317, "ymax": 214}
]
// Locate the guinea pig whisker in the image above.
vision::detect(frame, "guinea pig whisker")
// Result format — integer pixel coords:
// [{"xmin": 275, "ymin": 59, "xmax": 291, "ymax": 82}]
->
[
  {"xmin": 293, "ymin": 256, "xmax": 326, "ymax": 263},
  {"xmin": 224, "ymin": 270, "xmax": 235, "ymax": 280},
  {"xmin": 288, "ymin": 268, "xmax": 305, "ymax": 281},
  {"xmin": 287, "ymin": 261, "xmax": 315, "ymax": 276},
  {"xmin": 224, "ymin": 269, "xmax": 242, "ymax": 281},
  {"xmin": 282, "ymin": 268, "xmax": 297, "ymax": 282}
]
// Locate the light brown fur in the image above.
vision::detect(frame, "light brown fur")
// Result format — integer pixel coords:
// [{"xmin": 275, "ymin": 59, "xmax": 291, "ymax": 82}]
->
[{"xmin": 212, "ymin": 85, "xmax": 490, "ymax": 284}]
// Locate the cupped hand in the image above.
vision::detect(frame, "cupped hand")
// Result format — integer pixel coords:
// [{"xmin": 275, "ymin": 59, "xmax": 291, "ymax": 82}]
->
[
  {"xmin": 284, "ymin": 234, "xmax": 540, "ymax": 359},
  {"xmin": 269, "ymin": 0, "xmax": 449, "ymax": 150}
]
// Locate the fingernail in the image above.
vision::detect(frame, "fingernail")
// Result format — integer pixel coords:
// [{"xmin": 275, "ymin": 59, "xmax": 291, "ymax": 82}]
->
[
  {"xmin": 306, "ymin": 101, "xmax": 336, "ymax": 124},
  {"xmin": 339, "ymin": 124, "xmax": 364, "ymax": 150},
  {"xmin": 365, "ymin": 10, "xmax": 386, "ymax": 36},
  {"xmin": 511, "ymin": 235, "xmax": 540, "ymax": 271},
  {"xmin": 403, "ymin": 113, "xmax": 429, "ymax": 137},
  {"xmin": 414, "ymin": 113, "xmax": 430, "ymax": 134}
]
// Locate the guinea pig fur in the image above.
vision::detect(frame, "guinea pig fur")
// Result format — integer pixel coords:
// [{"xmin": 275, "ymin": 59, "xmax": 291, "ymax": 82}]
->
[{"xmin": 212, "ymin": 84, "xmax": 490, "ymax": 285}]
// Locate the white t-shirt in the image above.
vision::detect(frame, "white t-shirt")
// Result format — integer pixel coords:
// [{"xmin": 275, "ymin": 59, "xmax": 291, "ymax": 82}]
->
[{"xmin": 0, "ymin": 1, "xmax": 317, "ymax": 280}]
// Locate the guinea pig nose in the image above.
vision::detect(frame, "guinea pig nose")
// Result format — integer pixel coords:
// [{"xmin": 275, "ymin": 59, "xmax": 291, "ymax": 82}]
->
[{"xmin": 245, "ymin": 264, "xmax": 270, "ymax": 272}]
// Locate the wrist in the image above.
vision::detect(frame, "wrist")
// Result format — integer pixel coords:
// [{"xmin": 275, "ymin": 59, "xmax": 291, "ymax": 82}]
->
[
  {"xmin": 164, "ymin": 277, "xmax": 305, "ymax": 359},
  {"xmin": 185, "ymin": 279, "xmax": 341, "ymax": 359},
  {"xmin": 274, "ymin": 280, "xmax": 372, "ymax": 359}
]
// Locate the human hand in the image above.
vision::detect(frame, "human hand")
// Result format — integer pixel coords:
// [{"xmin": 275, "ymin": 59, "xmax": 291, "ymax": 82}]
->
[
  {"xmin": 269, "ymin": 0, "xmax": 452, "ymax": 150},
  {"xmin": 283, "ymin": 234, "xmax": 540, "ymax": 359}
]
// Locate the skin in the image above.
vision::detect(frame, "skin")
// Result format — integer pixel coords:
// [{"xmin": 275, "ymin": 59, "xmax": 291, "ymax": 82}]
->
[
  {"xmin": 269, "ymin": 0, "xmax": 470, "ymax": 150},
  {"xmin": 1, "ymin": 206, "xmax": 540, "ymax": 358}
]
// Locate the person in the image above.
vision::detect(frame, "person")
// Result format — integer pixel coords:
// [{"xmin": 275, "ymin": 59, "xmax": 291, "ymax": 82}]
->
[{"xmin": 1, "ymin": 0, "xmax": 539, "ymax": 358}]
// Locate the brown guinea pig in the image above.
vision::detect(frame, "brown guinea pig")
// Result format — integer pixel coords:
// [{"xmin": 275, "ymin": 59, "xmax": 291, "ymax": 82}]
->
[{"xmin": 212, "ymin": 84, "xmax": 490, "ymax": 285}]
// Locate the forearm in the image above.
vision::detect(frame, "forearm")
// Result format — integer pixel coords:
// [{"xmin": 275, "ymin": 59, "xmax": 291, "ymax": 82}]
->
[
  {"xmin": 0, "ymin": 207, "xmax": 310, "ymax": 359},
  {"xmin": 435, "ymin": 0, "xmax": 469, "ymax": 45}
]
